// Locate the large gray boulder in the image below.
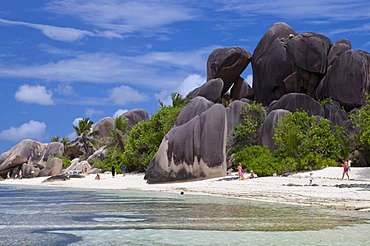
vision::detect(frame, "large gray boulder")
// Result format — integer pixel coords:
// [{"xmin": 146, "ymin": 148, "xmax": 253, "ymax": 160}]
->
[
  {"xmin": 0, "ymin": 139, "xmax": 63, "ymax": 178},
  {"xmin": 87, "ymin": 147, "xmax": 108, "ymax": 165},
  {"xmin": 175, "ymin": 97, "xmax": 214, "ymax": 126},
  {"xmin": 225, "ymin": 100, "xmax": 248, "ymax": 168},
  {"xmin": 252, "ymin": 22, "xmax": 297, "ymax": 105},
  {"xmin": 286, "ymin": 32, "xmax": 331, "ymax": 74},
  {"xmin": 267, "ymin": 93, "xmax": 325, "ymax": 116},
  {"xmin": 260, "ymin": 109, "xmax": 291, "ymax": 151},
  {"xmin": 207, "ymin": 47, "xmax": 252, "ymax": 99},
  {"xmin": 187, "ymin": 78, "xmax": 224, "ymax": 102},
  {"xmin": 252, "ymin": 23, "xmax": 333, "ymax": 105},
  {"xmin": 93, "ymin": 109, "xmax": 150, "ymax": 139},
  {"xmin": 316, "ymin": 49, "xmax": 370, "ymax": 110},
  {"xmin": 145, "ymin": 104, "xmax": 227, "ymax": 183},
  {"xmin": 327, "ymin": 39, "xmax": 352, "ymax": 67},
  {"xmin": 38, "ymin": 157, "xmax": 63, "ymax": 177},
  {"xmin": 93, "ymin": 117, "xmax": 115, "ymax": 140},
  {"xmin": 323, "ymin": 100, "xmax": 348, "ymax": 126},
  {"xmin": 121, "ymin": 109, "xmax": 150, "ymax": 128},
  {"xmin": 64, "ymin": 159, "xmax": 91, "ymax": 174}
]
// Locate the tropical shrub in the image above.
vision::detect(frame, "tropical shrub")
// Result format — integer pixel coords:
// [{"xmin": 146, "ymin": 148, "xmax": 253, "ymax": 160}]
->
[
  {"xmin": 232, "ymin": 102, "xmax": 266, "ymax": 152},
  {"xmin": 349, "ymin": 95, "xmax": 370, "ymax": 155},
  {"xmin": 233, "ymin": 145, "xmax": 297, "ymax": 176},
  {"xmin": 100, "ymin": 149, "xmax": 124, "ymax": 174},
  {"xmin": 122, "ymin": 100, "xmax": 185, "ymax": 172},
  {"xmin": 274, "ymin": 111, "xmax": 347, "ymax": 170}
]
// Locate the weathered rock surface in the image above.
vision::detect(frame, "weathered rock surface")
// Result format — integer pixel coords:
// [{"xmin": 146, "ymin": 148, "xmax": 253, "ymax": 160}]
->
[
  {"xmin": 327, "ymin": 39, "xmax": 352, "ymax": 67},
  {"xmin": 122, "ymin": 109, "xmax": 150, "ymax": 128},
  {"xmin": 252, "ymin": 22, "xmax": 297, "ymax": 105},
  {"xmin": 145, "ymin": 104, "xmax": 227, "ymax": 183},
  {"xmin": 316, "ymin": 49, "xmax": 370, "ymax": 110},
  {"xmin": 64, "ymin": 159, "xmax": 91, "ymax": 174},
  {"xmin": 323, "ymin": 100, "xmax": 348, "ymax": 126},
  {"xmin": 260, "ymin": 109, "xmax": 291, "ymax": 151},
  {"xmin": 175, "ymin": 97, "xmax": 214, "ymax": 126},
  {"xmin": 0, "ymin": 139, "xmax": 63, "ymax": 178},
  {"xmin": 207, "ymin": 47, "xmax": 252, "ymax": 99},
  {"xmin": 93, "ymin": 117, "xmax": 115, "ymax": 140},
  {"xmin": 267, "ymin": 93, "xmax": 325, "ymax": 116},
  {"xmin": 42, "ymin": 174, "xmax": 70, "ymax": 183},
  {"xmin": 38, "ymin": 157, "xmax": 63, "ymax": 177},
  {"xmin": 187, "ymin": 78, "xmax": 224, "ymax": 102},
  {"xmin": 93, "ymin": 109, "xmax": 149, "ymax": 139},
  {"xmin": 87, "ymin": 147, "xmax": 108, "ymax": 165}
]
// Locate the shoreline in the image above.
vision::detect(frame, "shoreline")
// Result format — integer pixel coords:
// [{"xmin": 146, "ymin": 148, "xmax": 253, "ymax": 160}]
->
[{"xmin": 1, "ymin": 167, "xmax": 370, "ymax": 211}]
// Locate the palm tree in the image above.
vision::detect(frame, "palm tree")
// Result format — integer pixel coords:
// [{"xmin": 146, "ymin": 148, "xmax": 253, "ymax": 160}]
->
[
  {"xmin": 72, "ymin": 118, "xmax": 100, "ymax": 157},
  {"xmin": 171, "ymin": 92, "xmax": 185, "ymax": 107},
  {"xmin": 102, "ymin": 116, "xmax": 129, "ymax": 158},
  {"xmin": 50, "ymin": 136, "xmax": 60, "ymax": 142},
  {"xmin": 158, "ymin": 92, "xmax": 188, "ymax": 108}
]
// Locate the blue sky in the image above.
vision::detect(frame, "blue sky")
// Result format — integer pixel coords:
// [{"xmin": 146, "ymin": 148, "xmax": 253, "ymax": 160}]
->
[{"xmin": 0, "ymin": 0, "xmax": 369, "ymax": 153}]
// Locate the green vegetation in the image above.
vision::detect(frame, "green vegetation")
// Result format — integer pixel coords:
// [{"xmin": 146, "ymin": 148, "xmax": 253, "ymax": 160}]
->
[
  {"xmin": 121, "ymin": 105, "xmax": 183, "ymax": 172},
  {"xmin": 233, "ymin": 111, "xmax": 348, "ymax": 176},
  {"xmin": 72, "ymin": 118, "xmax": 100, "ymax": 157},
  {"xmin": 53, "ymin": 154, "xmax": 72, "ymax": 169},
  {"xmin": 121, "ymin": 93, "xmax": 188, "ymax": 172},
  {"xmin": 232, "ymin": 102, "xmax": 265, "ymax": 152},
  {"xmin": 349, "ymin": 96, "xmax": 370, "ymax": 152}
]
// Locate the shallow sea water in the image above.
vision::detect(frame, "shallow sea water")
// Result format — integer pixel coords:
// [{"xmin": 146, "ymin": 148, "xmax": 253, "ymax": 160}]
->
[{"xmin": 0, "ymin": 184, "xmax": 369, "ymax": 245}]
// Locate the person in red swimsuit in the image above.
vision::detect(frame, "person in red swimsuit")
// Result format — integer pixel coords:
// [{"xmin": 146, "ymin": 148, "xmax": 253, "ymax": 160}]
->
[{"xmin": 341, "ymin": 160, "xmax": 350, "ymax": 180}]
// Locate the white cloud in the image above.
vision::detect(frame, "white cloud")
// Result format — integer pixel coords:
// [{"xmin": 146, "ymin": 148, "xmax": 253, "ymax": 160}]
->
[
  {"xmin": 72, "ymin": 118, "xmax": 83, "ymax": 127},
  {"xmin": 0, "ymin": 18, "xmax": 94, "ymax": 42},
  {"xmin": 85, "ymin": 108, "xmax": 104, "ymax": 117},
  {"xmin": 55, "ymin": 84, "xmax": 74, "ymax": 96},
  {"xmin": 15, "ymin": 84, "xmax": 54, "ymax": 105},
  {"xmin": 107, "ymin": 85, "xmax": 147, "ymax": 106},
  {"xmin": 0, "ymin": 45, "xmax": 214, "ymax": 92},
  {"xmin": 0, "ymin": 120, "xmax": 47, "ymax": 142},
  {"xmin": 217, "ymin": 0, "xmax": 370, "ymax": 21},
  {"xmin": 114, "ymin": 109, "xmax": 128, "ymax": 118},
  {"xmin": 177, "ymin": 74, "xmax": 205, "ymax": 96},
  {"xmin": 46, "ymin": 0, "xmax": 196, "ymax": 35},
  {"xmin": 155, "ymin": 73, "xmax": 205, "ymax": 106}
]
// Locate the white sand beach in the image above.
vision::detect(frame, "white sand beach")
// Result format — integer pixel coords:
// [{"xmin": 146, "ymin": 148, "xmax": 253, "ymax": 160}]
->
[{"xmin": 2, "ymin": 167, "xmax": 370, "ymax": 211}]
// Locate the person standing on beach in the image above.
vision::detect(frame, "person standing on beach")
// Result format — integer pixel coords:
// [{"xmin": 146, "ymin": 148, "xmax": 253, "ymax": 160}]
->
[
  {"xmin": 111, "ymin": 166, "xmax": 115, "ymax": 178},
  {"xmin": 341, "ymin": 160, "xmax": 349, "ymax": 180},
  {"xmin": 121, "ymin": 165, "xmax": 126, "ymax": 177},
  {"xmin": 347, "ymin": 159, "xmax": 352, "ymax": 172},
  {"xmin": 237, "ymin": 162, "xmax": 244, "ymax": 180},
  {"xmin": 309, "ymin": 172, "xmax": 313, "ymax": 186}
]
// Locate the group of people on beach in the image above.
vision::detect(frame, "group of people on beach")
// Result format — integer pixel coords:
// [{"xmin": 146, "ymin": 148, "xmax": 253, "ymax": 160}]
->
[
  {"xmin": 237, "ymin": 162, "xmax": 257, "ymax": 180},
  {"xmin": 237, "ymin": 158, "xmax": 352, "ymax": 184}
]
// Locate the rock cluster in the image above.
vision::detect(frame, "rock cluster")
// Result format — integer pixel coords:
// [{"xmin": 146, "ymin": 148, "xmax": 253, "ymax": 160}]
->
[
  {"xmin": 145, "ymin": 22, "xmax": 369, "ymax": 183},
  {"xmin": 0, "ymin": 109, "xmax": 149, "ymax": 179}
]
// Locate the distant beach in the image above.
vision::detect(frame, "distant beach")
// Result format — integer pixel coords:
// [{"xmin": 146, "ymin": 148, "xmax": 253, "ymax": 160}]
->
[{"xmin": 2, "ymin": 167, "xmax": 370, "ymax": 211}]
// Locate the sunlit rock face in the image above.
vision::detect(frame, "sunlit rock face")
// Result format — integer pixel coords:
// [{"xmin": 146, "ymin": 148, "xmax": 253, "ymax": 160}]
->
[
  {"xmin": 145, "ymin": 104, "xmax": 227, "ymax": 184},
  {"xmin": 0, "ymin": 139, "xmax": 64, "ymax": 178},
  {"xmin": 93, "ymin": 109, "xmax": 150, "ymax": 140},
  {"xmin": 187, "ymin": 78, "xmax": 224, "ymax": 103},
  {"xmin": 207, "ymin": 47, "xmax": 252, "ymax": 99}
]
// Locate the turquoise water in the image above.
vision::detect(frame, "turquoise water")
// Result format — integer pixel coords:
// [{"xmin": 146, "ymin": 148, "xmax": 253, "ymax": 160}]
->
[{"xmin": 0, "ymin": 184, "xmax": 369, "ymax": 245}]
